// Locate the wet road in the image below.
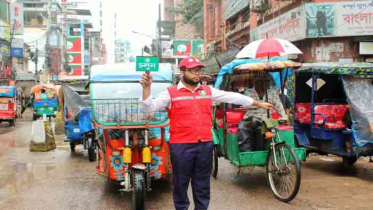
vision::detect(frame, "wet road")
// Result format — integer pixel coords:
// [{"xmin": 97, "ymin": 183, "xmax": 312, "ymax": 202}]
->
[{"xmin": 1, "ymin": 118, "xmax": 373, "ymax": 210}]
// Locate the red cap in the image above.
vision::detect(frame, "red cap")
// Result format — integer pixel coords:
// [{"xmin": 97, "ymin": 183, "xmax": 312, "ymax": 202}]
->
[{"xmin": 179, "ymin": 57, "xmax": 205, "ymax": 69}]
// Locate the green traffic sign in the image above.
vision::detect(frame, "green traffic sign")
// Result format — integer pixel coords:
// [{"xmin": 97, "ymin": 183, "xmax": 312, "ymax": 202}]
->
[{"xmin": 136, "ymin": 56, "xmax": 159, "ymax": 71}]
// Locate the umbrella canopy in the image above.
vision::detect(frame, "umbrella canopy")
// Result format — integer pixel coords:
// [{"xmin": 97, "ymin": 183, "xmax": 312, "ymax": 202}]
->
[{"xmin": 236, "ymin": 38, "xmax": 303, "ymax": 59}]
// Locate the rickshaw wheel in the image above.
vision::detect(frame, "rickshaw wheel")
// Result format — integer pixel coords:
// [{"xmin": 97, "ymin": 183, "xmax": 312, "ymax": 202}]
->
[
  {"xmin": 87, "ymin": 137, "xmax": 96, "ymax": 162},
  {"xmin": 9, "ymin": 118, "xmax": 16, "ymax": 127},
  {"xmin": 70, "ymin": 142, "xmax": 75, "ymax": 153},
  {"xmin": 266, "ymin": 144, "xmax": 301, "ymax": 202},
  {"xmin": 212, "ymin": 146, "xmax": 218, "ymax": 179},
  {"xmin": 132, "ymin": 169, "xmax": 146, "ymax": 210},
  {"xmin": 342, "ymin": 156, "xmax": 358, "ymax": 166}
]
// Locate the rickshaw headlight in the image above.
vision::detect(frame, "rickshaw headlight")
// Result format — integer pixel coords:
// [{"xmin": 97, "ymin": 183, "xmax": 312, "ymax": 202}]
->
[
  {"xmin": 152, "ymin": 145, "xmax": 161, "ymax": 151},
  {"xmin": 112, "ymin": 150, "xmax": 121, "ymax": 156}
]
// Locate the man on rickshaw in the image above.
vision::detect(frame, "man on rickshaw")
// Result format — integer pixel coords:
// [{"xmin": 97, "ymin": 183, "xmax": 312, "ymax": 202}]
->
[{"xmin": 237, "ymin": 76, "xmax": 288, "ymax": 152}]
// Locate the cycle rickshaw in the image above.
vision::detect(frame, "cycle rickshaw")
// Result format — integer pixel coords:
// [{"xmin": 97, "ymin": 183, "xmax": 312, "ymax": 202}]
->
[{"xmin": 212, "ymin": 59, "xmax": 307, "ymax": 202}]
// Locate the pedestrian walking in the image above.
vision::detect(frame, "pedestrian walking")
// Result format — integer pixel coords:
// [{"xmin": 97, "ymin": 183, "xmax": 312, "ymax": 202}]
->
[{"xmin": 140, "ymin": 57, "xmax": 273, "ymax": 210}]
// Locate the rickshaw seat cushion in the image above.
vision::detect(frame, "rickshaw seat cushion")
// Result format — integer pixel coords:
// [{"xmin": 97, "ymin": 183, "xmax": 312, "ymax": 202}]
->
[
  {"xmin": 295, "ymin": 103, "xmax": 312, "ymax": 124},
  {"xmin": 108, "ymin": 139, "xmax": 125, "ymax": 149},
  {"xmin": 226, "ymin": 110, "xmax": 246, "ymax": 123},
  {"xmin": 314, "ymin": 104, "xmax": 349, "ymax": 129},
  {"xmin": 227, "ymin": 127, "xmax": 239, "ymax": 134}
]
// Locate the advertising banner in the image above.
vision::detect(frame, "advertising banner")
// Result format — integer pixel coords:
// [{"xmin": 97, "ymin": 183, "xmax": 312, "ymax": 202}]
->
[
  {"xmin": 11, "ymin": 38, "xmax": 23, "ymax": 57},
  {"xmin": 68, "ymin": 53, "xmax": 82, "ymax": 64},
  {"xmin": 0, "ymin": 20, "xmax": 11, "ymax": 42},
  {"xmin": 67, "ymin": 37, "xmax": 82, "ymax": 52},
  {"xmin": 172, "ymin": 40, "xmax": 192, "ymax": 58},
  {"xmin": 192, "ymin": 40, "xmax": 205, "ymax": 60},
  {"xmin": 306, "ymin": 1, "xmax": 373, "ymax": 38},
  {"xmin": 250, "ymin": 6, "xmax": 306, "ymax": 42},
  {"xmin": 0, "ymin": 0, "xmax": 8, "ymax": 22},
  {"xmin": 10, "ymin": 3, "xmax": 24, "ymax": 35},
  {"xmin": 68, "ymin": 65, "xmax": 83, "ymax": 76}
]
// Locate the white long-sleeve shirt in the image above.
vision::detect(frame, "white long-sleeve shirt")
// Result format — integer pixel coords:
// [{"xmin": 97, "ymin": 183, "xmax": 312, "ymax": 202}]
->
[{"xmin": 142, "ymin": 81, "xmax": 254, "ymax": 113}]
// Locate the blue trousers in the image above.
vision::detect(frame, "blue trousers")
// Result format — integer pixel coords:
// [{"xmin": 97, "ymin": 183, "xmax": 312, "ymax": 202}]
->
[{"xmin": 170, "ymin": 141, "xmax": 213, "ymax": 210}]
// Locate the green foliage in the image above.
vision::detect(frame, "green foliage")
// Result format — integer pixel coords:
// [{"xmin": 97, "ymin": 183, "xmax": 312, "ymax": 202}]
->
[{"xmin": 169, "ymin": 0, "xmax": 203, "ymax": 25}]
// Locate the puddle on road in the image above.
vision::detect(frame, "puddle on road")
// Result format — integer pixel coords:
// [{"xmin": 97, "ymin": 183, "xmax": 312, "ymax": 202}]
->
[{"xmin": 0, "ymin": 161, "xmax": 65, "ymax": 204}]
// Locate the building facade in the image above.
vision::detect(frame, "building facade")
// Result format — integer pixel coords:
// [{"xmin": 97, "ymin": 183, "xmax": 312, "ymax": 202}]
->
[
  {"xmin": 204, "ymin": 0, "xmax": 373, "ymax": 64},
  {"xmin": 0, "ymin": 0, "xmax": 12, "ymax": 83}
]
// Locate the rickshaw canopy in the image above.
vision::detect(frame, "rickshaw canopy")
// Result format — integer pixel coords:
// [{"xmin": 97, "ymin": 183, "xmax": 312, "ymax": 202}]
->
[
  {"xmin": 297, "ymin": 62, "xmax": 373, "ymax": 75},
  {"xmin": 214, "ymin": 57, "xmax": 301, "ymax": 88},
  {"xmin": 0, "ymin": 86, "xmax": 16, "ymax": 97},
  {"xmin": 31, "ymin": 84, "xmax": 59, "ymax": 94},
  {"xmin": 89, "ymin": 63, "xmax": 174, "ymax": 83}
]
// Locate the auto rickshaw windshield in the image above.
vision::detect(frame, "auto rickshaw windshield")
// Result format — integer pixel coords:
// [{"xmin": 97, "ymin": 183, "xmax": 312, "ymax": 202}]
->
[{"xmin": 91, "ymin": 82, "xmax": 170, "ymax": 100}]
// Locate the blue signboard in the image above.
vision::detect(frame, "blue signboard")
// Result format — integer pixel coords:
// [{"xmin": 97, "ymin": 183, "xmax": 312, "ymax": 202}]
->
[{"xmin": 11, "ymin": 48, "xmax": 23, "ymax": 57}]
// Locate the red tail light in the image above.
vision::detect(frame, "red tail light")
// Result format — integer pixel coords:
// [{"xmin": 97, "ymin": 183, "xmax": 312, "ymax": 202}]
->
[{"xmin": 8, "ymin": 102, "xmax": 14, "ymax": 111}]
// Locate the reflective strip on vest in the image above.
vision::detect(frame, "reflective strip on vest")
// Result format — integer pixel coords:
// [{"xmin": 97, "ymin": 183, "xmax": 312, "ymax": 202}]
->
[
  {"xmin": 172, "ymin": 96, "xmax": 194, "ymax": 101},
  {"xmin": 195, "ymin": 95, "xmax": 212, "ymax": 99}
]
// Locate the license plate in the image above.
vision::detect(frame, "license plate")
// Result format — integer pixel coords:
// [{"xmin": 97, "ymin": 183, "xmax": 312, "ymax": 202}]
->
[
  {"xmin": 73, "ymin": 128, "xmax": 80, "ymax": 133},
  {"xmin": 0, "ymin": 104, "xmax": 8, "ymax": 111},
  {"xmin": 40, "ymin": 108, "xmax": 45, "ymax": 110},
  {"xmin": 48, "ymin": 107, "xmax": 54, "ymax": 110}
]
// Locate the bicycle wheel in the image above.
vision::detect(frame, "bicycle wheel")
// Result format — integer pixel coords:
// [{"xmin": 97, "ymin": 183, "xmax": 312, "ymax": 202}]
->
[
  {"xmin": 211, "ymin": 146, "xmax": 218, "ymax": 179},
  {"xmin": 266, "ymin": 143, "xmax": 301, "ymax": 202}
]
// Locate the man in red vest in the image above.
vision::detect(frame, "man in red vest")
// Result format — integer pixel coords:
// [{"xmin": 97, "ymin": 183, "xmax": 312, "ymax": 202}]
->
[{"xmin": 140, "ymin": 57, "xmax": 273, "ymax": 210}]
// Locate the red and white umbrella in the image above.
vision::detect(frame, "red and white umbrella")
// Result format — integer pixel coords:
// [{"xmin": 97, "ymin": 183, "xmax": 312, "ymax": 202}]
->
[{"xmin": 236, "ymin": 38, "xmax": 303, "ymax": 59}]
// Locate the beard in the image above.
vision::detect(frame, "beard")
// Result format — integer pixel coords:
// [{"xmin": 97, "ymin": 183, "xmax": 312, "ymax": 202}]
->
[{"xmin": 182, "ymin": 75, "xmax": 201, "ymax": 85}]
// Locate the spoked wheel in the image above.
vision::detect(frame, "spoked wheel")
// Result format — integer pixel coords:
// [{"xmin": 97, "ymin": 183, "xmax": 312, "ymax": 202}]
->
[
  {"xmin": 132, "ymin": 169, "xmax": 146, "ymax": 210},
  {"xmin": 266, "ymin": 143, "xmax": 301, "ymax": 202},
  {"xmin": 87, "ymin": 137, "xmax": 96, "ymax": 162},
  {"xmin": 212, "ymin": 146, "xmax": 218, "ymax": 179}
]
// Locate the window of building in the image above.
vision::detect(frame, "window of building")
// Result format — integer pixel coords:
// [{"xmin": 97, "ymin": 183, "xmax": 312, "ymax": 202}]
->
[
  {"xmin": 69, "ymin": 24, "xmax": 81, "ymax": 36},
  {"xmin": 24, "ymin": 11, "xmax": 47, "ymax": 27}
]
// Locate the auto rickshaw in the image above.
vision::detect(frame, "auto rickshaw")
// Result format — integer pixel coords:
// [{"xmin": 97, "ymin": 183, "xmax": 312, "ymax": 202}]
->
[
  {"xmin": 31, "ymin": 84, "xmax": 59, "ymax": 120},
  {"xmin": 58, "ymin": 76, "xmax": 96, "ymax": 162},
  {"xmin": 212, "ymin": 59, "xmax": 306, "ymax": 202},
  {"xmin": 0, "ymin": 86, "xmax": 18, "ymax": 126},
  {"xmin": 293, "ymin": 62, "xmax": 373, "ymax": 166},
  {"xmin": 89, "ymin": 63, "xmax": 172, "ymax": 209}
]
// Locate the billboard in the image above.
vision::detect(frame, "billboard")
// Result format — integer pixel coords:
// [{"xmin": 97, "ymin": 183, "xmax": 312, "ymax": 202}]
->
[
  {"xmin": 68, "ymin": 65, "xmax": 82, "ymax": 76},
  {"xmin": 306, "ymin": 1, "xmax": 373, "ymax": 38},
  {"xmin": 0, "ymin": 20, "xmax": 10, "ymax": 42},
  {"xmin": 68, "ymin": 53, "xmax": 82, "ymax": 64},
  {"xmin": 0, "ymin": 0, "xmax": 8, "ymax": 22},
  {"xmin": 192, "ymin": 40, "xmax": 204, "ymax": 60},
  {"xmin": 11, "ymin": 38, "xmax": 23, "ymax": 57},
  {"xmin": 250, "ymin": 6, "xmax": 306, "ymax": 42},
  {"xmin": 67, "ymin": 37, "xmax": 82, "ymax": 52},
  {"xmin": 172, "ymin": 40, "xmax": 205, "ymax": 59},
  {"xmin": 10, "ymin": 3, "xmax": 23, "ymax": 35}
]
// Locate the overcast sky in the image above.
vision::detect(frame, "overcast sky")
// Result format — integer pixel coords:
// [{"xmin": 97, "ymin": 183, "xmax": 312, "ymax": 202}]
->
[{"xmin": 101, "ymin": 0, "xmax": 163, "ymax": 63}]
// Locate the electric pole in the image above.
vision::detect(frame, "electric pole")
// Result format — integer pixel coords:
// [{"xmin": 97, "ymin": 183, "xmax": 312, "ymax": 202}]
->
[
  {"xmin": 158, "ymin": 3, "xmax": 162, "ymax": 63},
  {"xmin": 44, "ymin": 0, "xmax": 52, "ymax": 76},
  {"xmin": 62, "ymin": 0, "xmax": 68, "ymax": 73}
]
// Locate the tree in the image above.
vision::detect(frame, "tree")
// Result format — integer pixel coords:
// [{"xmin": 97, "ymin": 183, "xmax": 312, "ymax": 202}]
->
[{"xmin": 169, "ymin": 0, "xmax": 203, "ymax": 36}]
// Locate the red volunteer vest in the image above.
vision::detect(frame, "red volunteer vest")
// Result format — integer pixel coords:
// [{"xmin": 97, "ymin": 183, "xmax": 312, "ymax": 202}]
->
[{"xmin": 167, "ymin": 85, "xmax": 213, "ymax": 144}]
